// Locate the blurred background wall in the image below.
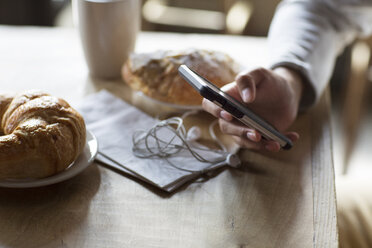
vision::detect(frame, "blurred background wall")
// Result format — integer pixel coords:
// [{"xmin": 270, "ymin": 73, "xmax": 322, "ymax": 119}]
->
[
  {"xmin": 0, "ymin": 0, "xmax": 69, "ymax": 26},
  {"xmin": 0, "ymin": 0, "xmax": 280, "ymax": 36}
]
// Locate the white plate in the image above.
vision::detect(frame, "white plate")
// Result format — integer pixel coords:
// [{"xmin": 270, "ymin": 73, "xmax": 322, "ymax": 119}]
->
[{"xmin": 0, "ymin": 130, "xmax": 98, "ymax": 188}]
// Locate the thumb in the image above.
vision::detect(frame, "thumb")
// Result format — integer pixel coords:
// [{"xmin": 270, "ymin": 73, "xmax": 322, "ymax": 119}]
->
[{"xmin": 235, "ymin": 68, "xmax": 266, "ymax": 103}]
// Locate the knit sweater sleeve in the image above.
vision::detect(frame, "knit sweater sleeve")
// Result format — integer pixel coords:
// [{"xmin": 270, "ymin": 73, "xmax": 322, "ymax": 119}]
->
[{"xmin": 268, "ymin": 0, "xmax": 372, "ymax": 109}]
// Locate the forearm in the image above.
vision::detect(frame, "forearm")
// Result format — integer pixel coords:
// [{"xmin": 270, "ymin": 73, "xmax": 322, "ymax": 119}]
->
[{"xmin": 268, "ymin": 0, "xmax": 372, "ymax": 109}]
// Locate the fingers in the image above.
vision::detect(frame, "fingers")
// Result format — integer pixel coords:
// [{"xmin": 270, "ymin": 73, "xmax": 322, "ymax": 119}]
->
[
  {"xmin": 235, "ymin": 67, "xmax": 267, "ymax": 103},
  {"xmin": 232, "ymin": 135, "xmax": 281, "ymax": 152},
  {"xmin": 285, "ymin": 132, "xmax": 300, "ymax": 142},
  {"xmin": 219, "ymin": 110, "xmax": 233, "ymax": 122},
  {"xmin": 219, "ymin": 118, "xmax": 299, "ymax": 152},
  {"xmin": 219, "ymin": 119, "xmax": 261, "ymax": 142},
  {"xmin": 202, "ymin": 98, "xmax": 233, "ymax": 121},
  {"xmin": 232, "ymin": 136, "xmax": 265, "ymax": 151},
  {"xmin": 202, "ymin": 98, "xmax": 220, "ymax": 118},
  {"xmin": 219, "ymin": 118, "xmax": 280, "ymax": 152}
]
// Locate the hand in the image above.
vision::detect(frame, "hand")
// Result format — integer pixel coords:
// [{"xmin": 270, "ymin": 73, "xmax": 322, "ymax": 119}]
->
[{"xmin": 202, "ymin": 67, "xmax": 303, "ymax": 152}]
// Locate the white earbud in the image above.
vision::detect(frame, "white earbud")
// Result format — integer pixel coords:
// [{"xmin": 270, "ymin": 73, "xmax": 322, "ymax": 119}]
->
[
  {"xmin": 186, "ymin": 126, "xmax": 202, "ymax": 141},
  {"xmin": 210, "ymin": 153, "xmax": 241, "ymax": 169},
  {"xmin": 226, "ymin": 153, "xmax": 241, "ymax": 167}
]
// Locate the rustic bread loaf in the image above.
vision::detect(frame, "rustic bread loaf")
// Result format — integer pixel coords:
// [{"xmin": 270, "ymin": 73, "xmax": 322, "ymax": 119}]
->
[{"xmin": 122, "ymin": 49, "xmax": 241, "ymax": 105}]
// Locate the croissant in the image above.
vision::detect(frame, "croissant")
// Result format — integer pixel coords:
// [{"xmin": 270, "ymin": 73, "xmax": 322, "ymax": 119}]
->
[{"xmin": 0, "ymin": 91, "xmax": 86, "ymax": 179}]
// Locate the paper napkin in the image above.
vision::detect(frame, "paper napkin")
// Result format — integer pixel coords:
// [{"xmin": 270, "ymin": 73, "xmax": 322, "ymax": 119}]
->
[{"xmin": 78, "ymin": 90, "xmax": 231, "ymax": 192}]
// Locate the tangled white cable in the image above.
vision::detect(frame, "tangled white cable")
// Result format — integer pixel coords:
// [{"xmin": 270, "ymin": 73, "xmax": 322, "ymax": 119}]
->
[{"xmin": 132, "ymin": 110, "xmax": 241, "ymax": 169}]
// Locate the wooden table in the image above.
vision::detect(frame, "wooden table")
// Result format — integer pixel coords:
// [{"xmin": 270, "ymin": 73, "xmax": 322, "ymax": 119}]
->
[{"xmin": 0, "ymin": 26, "xmax": 338, "ymax": 248}]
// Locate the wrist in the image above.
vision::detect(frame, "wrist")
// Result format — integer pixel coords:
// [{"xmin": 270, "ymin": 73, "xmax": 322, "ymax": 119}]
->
[{"xmin": 273, "ymin": 67, "xmax": 304, "ymax": 110}]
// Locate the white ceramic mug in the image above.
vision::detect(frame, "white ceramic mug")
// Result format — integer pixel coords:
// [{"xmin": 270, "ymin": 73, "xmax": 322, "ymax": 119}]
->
[{"xmin": 75, "ymin": 0, "xmax": 141, "ymax": 79}]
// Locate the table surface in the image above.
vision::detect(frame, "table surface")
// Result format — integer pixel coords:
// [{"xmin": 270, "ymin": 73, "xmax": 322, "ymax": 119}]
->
[{"xmin": 0, "ymin": 26, "xmax": 338, "ymax": 248}]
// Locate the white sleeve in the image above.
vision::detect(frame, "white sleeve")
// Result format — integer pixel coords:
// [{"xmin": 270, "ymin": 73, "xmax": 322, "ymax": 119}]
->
[{"xmin": 268, "ymin": 0, "xmax": 372, "ymax": 109}]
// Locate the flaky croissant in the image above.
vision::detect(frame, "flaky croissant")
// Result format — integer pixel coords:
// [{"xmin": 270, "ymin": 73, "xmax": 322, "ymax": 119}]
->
[{"xmin": 0, "ymin": 91, "xmax": 86, "ymax": 179}]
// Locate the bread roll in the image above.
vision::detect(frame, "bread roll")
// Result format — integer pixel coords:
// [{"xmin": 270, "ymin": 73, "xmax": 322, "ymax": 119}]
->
[
  {"xmin": 0, "ymin": 90, "xmax": 86, "ymax": 179},
  {"xmin": 122, "ymin": 49, "xmax": 241, "ymax": 105}
]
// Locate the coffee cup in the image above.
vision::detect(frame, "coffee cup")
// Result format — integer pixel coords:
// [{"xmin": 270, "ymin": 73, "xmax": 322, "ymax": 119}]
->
[{"xmin": 74, "ymin": 0, "xmax": 141, "ymax": 79}]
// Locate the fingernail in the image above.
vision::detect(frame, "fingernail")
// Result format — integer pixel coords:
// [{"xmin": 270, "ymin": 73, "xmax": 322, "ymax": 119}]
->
[
  {"xmin": 220, "ymin": 110, "xmax": 233, "ymax": 121},
  {"xmin": 265, "ymin": 142, "xmax": 280, "ymax": 152},
  {"xmin": 242, "ymin": 88, "xmax": 251, "ymax": 102},
  {"xmin": 247, "ymin": 131, "xmax": 256, "ymax": 141}
]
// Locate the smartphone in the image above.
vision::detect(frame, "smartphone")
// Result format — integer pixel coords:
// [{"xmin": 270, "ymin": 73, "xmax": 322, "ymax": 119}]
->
[{"xmin": 178, "ymin": 64, "xmax": 292, "ymax": 150}]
